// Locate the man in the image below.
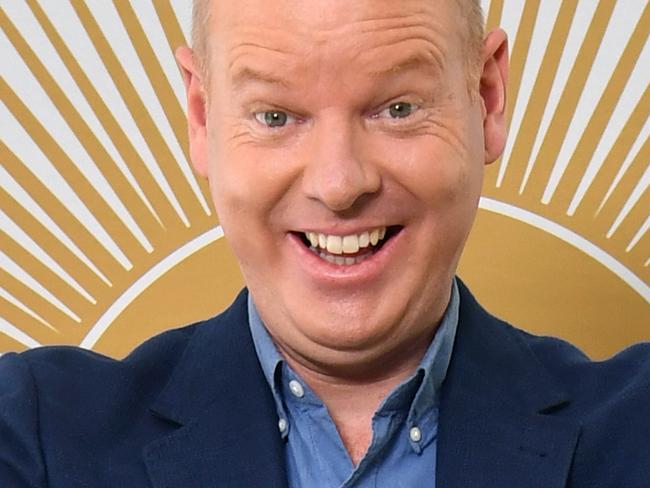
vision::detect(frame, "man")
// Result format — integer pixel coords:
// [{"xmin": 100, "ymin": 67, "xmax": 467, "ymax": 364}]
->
[{"xmin": 1, "ymin": 0, "xmax": 648, "ymax": 486}]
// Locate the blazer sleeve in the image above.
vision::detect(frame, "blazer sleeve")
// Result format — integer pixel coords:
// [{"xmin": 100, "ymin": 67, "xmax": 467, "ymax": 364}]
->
[{"xmin": 0, "ymin": 353, "xmax": 47, "ymax": 488}]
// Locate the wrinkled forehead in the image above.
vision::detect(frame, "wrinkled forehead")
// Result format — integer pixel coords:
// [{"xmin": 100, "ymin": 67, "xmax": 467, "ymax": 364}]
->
[{"xmin": 207, "ymin": 0, "xmax": 464, "ymax": 78}]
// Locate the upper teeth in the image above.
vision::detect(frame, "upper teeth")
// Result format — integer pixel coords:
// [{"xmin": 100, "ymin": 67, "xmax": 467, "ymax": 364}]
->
[{"xmin": 305, "ymin": 227, "xmax": 387, "ymax": 255}]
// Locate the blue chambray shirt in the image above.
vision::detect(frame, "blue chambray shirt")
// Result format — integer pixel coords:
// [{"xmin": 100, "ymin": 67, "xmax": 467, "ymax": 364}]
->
[{"xmin": 248, "ymin": 279, "xmax": 459, "ymax": 487}]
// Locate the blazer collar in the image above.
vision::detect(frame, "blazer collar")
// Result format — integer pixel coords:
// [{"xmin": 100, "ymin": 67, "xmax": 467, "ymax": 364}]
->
[
  {"xmin": 143, "ymin": 282, "xmax": 581, "ymax": 487},
  {"xmin": 144, "ymin": 289, "xmax": 288, "ymax": 488},
  {"xmin": 436, "ymin": 280, "xmax": 580, "ymax": 487}
]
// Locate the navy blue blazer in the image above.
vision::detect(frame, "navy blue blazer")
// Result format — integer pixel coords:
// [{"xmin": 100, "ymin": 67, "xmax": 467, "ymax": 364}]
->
[{"xmin": 1, "ymin": 281, "xmax": 649, "ymax": 487}]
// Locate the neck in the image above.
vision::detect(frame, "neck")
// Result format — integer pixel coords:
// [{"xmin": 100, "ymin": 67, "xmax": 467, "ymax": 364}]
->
[{"xmin": 280, "ymin": 331, "xmax": 434, "ymax": 465}]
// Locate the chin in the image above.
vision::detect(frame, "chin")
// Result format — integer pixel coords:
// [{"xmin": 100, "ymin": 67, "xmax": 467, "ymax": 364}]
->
[{"xmin": 288, "ymin": 291, "xmax": 407, "ymax": 349}]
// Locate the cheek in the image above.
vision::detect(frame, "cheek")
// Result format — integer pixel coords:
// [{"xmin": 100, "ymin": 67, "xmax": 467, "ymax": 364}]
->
[
  {"xmin": 206, "ymin": 126, "xmax": 300, "ymax": 236},
  {"xmin": 383, "ymin": 136, "xmax": 480, "ymax": 208},
  {"xmin": 205, "ymin": 122, "xmax": 261, "ymax": 238}
]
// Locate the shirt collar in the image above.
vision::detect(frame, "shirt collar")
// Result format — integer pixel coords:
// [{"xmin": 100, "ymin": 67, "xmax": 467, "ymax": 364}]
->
[
  {"xmin": 248, "ymin": 278, "xmax": 460, "ymax": 428},
  {"xmin": 248, "ymin": 295, "xmax": 284, "ymax": 386}
]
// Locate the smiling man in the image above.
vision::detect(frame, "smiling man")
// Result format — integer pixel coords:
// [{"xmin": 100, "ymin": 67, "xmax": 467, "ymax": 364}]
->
[
  {"xmin": 1, "ymin": 1, "xmax": 649, "ymax": 487},
  {"xmin": 176, "ymin": 0, "xmax": 504, "ymax": 475}
]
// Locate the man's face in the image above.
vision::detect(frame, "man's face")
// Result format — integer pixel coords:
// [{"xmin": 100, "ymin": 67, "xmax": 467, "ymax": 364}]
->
[{"xmin": 185, "ymin": 0, "xmax": 506, "ymax": 374}]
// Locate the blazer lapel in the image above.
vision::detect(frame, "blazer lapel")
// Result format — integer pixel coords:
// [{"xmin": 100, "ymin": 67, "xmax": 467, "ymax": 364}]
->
[
  {"xmin": 437, "ymin": 281, "xmax": 581, "ymax": 488},
  {"xmin": 143, "ymin": 290, "xmax": 288, "ymax": 488},
  {"xmin": 141, "ymin": 282, "xmax": 581, "ymax": 487}
]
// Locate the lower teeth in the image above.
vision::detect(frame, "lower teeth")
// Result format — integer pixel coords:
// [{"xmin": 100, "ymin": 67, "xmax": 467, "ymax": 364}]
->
[{"xmin": 310, "ymin": 247, "xmax": 372, "ymax": 265}]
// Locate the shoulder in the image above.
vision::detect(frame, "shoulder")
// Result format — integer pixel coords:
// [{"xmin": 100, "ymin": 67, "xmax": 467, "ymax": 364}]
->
[
  {"xmin": 520, "ymin": 329, "xmax": 650, "ymax": 479},
  {"xmin": 460, "ymin": 282, "xmax": 649, "ymax": 481},
  {"xmin": 3, "ymin": 322, "xmax": 197, "ymax": 395},
  {"xmin": 0, "ymin": 288, "xmax": 250, "ymax": 415},
  {"xmin": 491, "ymin": 314, "xmax": 650, "ymax": 477},
  {"xmin": 456, "ymin": 278, "xmax": 650, "ymax": 406},
  {"xmin": 510, "ymin": 324, "xmax": 650, "ymax": 406},
  {"xmin": 0, "ymin": 323, "xmax": 203, "ymax": 444},
  {"xmin": 0, "ymin": 291, "xmax": 252, "ymax": 485}
]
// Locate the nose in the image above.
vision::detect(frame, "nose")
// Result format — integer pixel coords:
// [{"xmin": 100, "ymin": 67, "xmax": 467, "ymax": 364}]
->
[{"xmin": 301, "ymin": 116, "xmax": 381, "ymax": 212}]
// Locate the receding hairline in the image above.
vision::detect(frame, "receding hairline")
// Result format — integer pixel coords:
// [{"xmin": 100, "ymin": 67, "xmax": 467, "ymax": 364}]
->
[{"xmin": 191, "ymin": 0, "xmax": 484, "ymax": 88}]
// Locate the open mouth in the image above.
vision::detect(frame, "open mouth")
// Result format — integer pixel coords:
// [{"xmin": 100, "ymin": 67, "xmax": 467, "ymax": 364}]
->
[{"xmin": 294, "ymin": 226, "xmax": 403, "ymax": 266}]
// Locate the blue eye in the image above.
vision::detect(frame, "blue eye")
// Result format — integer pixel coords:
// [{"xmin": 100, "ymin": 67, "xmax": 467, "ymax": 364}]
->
[
  {"xmin": 386, "ymin": 102, "xmax": 415, "ymax": 118},
  {"xmin": 255, "ymin": 111, "xmax": 293, "ymax": 128},
  {"xmin": 375, "ymin": 102, "xmax": 418, "ymax": 120}
]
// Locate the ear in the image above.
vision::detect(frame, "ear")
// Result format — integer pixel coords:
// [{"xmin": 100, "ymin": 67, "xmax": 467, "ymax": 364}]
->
[
  {"xmin": 479, "ymin": 29, "xmax": 509, "ymax": 165},
  {"xmin": 175, "ymin": 46, "xmax": 209, "ymax": 177}
]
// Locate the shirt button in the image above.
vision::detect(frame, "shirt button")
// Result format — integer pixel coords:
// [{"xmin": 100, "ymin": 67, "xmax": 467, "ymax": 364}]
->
[
  {"xmin": 278, "ymin": 418, "xmax": 288, "ymax": 433},
  {"xmin": 410, "ymin": 426, "xmax": 422, "ymax": 442},
  {"xmin": 288, "ymin": 380, "xmax": 305, "ymax": 398}
]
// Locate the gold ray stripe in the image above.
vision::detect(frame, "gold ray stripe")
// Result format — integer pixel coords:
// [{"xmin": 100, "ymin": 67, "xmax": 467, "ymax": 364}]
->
[
  {"xmin": 625, "ymin": 215, "xmax": 649, "ymax": 257},
  {"xmin": 498, "ymin": 0, "xmax": 578, "ymax": 197},
  {"xmin": 574, "ymin": 86, "xmax": 650, "ymax": 220},
  {"xmin": 503, "ymin": 0, "xmax": 540, "ymax": 131},
  {"xmin": 25, "ymin": 0, "xmax": 182, "ymax": 242},
  {"xmin": 483, "ymin": 0, "xmax": 540, "ymax": 190},
  {"xmin": 152, "ymin": 0, "xmax": 214, "ymax": 206},
  {"xmin": 152, "ymin": 0, "xmax": 187, "ymax": 55},
  {"xmin": 607, "ymin": 191, "xmax": 649, "ymax": 280},
  {"xmin": 0, "ymin": 186, "xmax": 107, "ymax": 297},
  {"xmin": 112, "ymin": 0, "xmax": 209, "ymax": 224},
  {"xmin": 1, "ymin": 81, "xmax": 148, "ymax": 267},
  {"xmin": 485, "ymin": 0, "xmax": 504, "ymax": 32},
  {"xmin": 0, "ymin": 142, "xmax": 124, "ymax": 283},
  {"xmin": 550, "ymin": 3, "xmax": 650, "ymax": 212},
  {"xmin": 0, "ymin": 295, "xmax": 61, "ymax": 345},
  {"xmin": 0, "ymin": 264, "xmax": 71, "ymax": 335},
  {"xmin": 0, "ymin": 232, "xmax": 93, "ymax": 329},
  {"xmin": 522, "ymin": 0, "xmax": 617, "ymax": 201},
  {"xmin": 594, "ymin": 137, "xmax": 649, "ymax": 237},
  {"xmin": 0, "ymin": 331, "xmax": 33, "ymax": 352},
  {"xmin": 70, "ymin": 0, "xmax": 205, "ymax": 232},
  {"xmin": 113, "ymin": 1, "xmax": 190, "ymax": 168},
  {"xmin": 606, "ymin": 183, "xmax": 649, "ymax": 246},
  {"xmin": 1, "ymin": 9, "xmax": 163, "ymax": 245},
  {"xmin": 626, "ymin": 231, "xmax": 649, "ymax": 275},
  {"xmin": 480, "ymin": 0, "xmax": 505, "ymax": 188}
]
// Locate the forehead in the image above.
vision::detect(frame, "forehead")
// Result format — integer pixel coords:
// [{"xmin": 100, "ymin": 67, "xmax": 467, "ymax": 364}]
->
[{"xmin": 207, "ymin": 0, "xmax": 464, "ymax": 76}]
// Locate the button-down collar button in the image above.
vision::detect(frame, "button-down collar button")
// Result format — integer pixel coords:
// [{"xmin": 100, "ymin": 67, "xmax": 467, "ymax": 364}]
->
[
  {"xmin": 409, "ymin": 426, "xmax": 422, "ymax": 442},
  {"xmin": 278, "ymin": 418, "xmax": 288, "ymax": 433},
  {"xmin": 289, "ymin": 380, "xmax": 305, "ymax": 398}
]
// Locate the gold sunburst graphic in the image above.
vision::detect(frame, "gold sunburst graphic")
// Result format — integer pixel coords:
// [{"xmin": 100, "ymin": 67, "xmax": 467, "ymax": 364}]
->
[
  {"xmin": 1, "ymin": 0, "xmax": 244, "ymax": 357},
  {"xmin": 1, "ymin": 0, "xmax": 648, "ymax": 359},
  {"xmin": 459, "ymin": 0, "xmax": 649, "ymax": 358}
]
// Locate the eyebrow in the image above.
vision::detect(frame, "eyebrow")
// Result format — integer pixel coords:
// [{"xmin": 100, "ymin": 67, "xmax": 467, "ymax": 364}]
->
[
  {"xmin": 368, "ymin": 51, "xmax": 442, "ymax": 78},
  {"xmin": 230, "ymin": 66, "xmax": 292, "ymax": 90},
  {"xmin": 229, "ymin": 51, "xmax": 441, "ymax": 90}
]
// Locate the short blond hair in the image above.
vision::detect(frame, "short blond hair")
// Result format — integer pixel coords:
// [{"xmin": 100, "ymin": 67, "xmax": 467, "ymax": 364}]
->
[
  {"xmin": 191, "ymin": 0, "xmax": 211, "ymax": 82},
  {"xmin": 456, "ymin": 0, "xmax": 485, "ymax": 90},
  {"xmin": 191, "ymin": 0, "xmax": 484, "ymax": 90}
]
